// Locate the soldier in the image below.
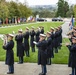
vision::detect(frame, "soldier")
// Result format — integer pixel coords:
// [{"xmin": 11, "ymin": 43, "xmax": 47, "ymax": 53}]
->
[
  {"xmin": 15, "ymin": 29, "xmax": 24, "ymax": 64},
  {"xmin": 50, "ymin": 27, "xmax": 55, "ymax": 58},
  {"xmin": 30, "ymin": 26, "xmax": 35, "ymax": 52},
  {"xmin": 34, "ymin": 34, "xmax": 47, "ymax": 75},
  {"xmin": 23, "ymin": 27, "xmax": 30, "ymax": 57},
  {"xmin": 35, "ymin": 27, "xmax": 40, "ymax": 42},
  {"xmin": 41, "ymin": 26, "xmax": 44, "ymax": 34},
  {"xmin": 68, "ymin": 31, "xmax": 76, "ymax": 68},
  {"xmin": 54, "ymin": 27, "xmax": 59, "ymax": 53},
  {"xmin": 3, "ymin": 34, "xmax": 14, "ymax": 74},
  {"xmin": 46, "ymin": 31, "xmax": 52, "ymax": 65},
  {"xmin": 58, "ymin": 26, "xmax": 62, "ymax": 49},
  {"xmin": 66, "ymin": 37, "xmax": 76, "ymax": 75}
]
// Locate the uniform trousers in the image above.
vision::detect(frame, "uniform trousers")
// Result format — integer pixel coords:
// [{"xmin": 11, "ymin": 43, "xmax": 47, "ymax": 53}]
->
[
  {"xmin": 72, "ymin": 67, "xmax": 76, "ymax": 75},
  {"xmin": 41, "ymin": 65, "xmax": 47, "ymax": 74},
  {"xmin": 8, "ymin": 64, "xmax": 14, "ymax": 73}
]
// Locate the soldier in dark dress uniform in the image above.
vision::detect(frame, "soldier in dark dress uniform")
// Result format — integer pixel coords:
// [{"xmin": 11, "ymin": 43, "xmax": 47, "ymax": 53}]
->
[
  {"xmin": 58, "ymin": 26, "xmax": 62, "ymax": 49},
  {"xmin": 66, "ymin": 37, "xmax": 76, "ymax": 75},
  {"xmin": 46, "ymin": 31, "xmax": 52, "ymax": 65},
  {"xmin": 41, "ymin": 26, "xmax": 44, "ymax": 34},
  {"xmin": 34, "ymin": 34, "xmax": 47, "ymax": 75},
  {"xmin": 23, "ymin": 27, "xmax": 30, "ymax": 57},
  {"xmin": 3, "ymin": 34, "xmax": 14, "ymax": 74},
  {"xmin": 54, "ymin": 27, "xmax": 59, "ymax": 53},
  {"xmin": 67, "ymin": 27, "xmax": 76, "ymax": 69},
  {"xmin": 50, "ymin": 27, "xmax": 55, "ymax": 58},
  {"xmin": 30, "ymin": 26, "xmax": 35, "ymax": 52},
  {"xmin": 35, "ymin": 27, "xmax": 40, "ymax": 42},
  {"xmin": 15, "ymin": 29, "xmax": 24, "ymax": 64},
  {"xmin": 68, "ymin": 31, "xmax": 76, "ymax": 68}
]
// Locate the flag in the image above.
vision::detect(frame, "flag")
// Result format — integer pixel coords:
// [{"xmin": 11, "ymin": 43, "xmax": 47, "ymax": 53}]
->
[
  {"xmin": 71, "ymin": 17, "xmax": 74, "ymax": 26},
  {"xmin": 69, "ymin": 17, "xmax": 74, "ymax": 30}
]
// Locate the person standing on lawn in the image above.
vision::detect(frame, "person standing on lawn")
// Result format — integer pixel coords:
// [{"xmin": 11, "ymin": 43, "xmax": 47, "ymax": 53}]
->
[
  {"xmin": 30, "ymin": 26, "xmax": 35, "ymax": 52},
  {"xmin": 58, "ymin": 26, "xmax": 62, "ymax": 49},
  {"xmin": 46, "ymin": 31, "xmax": 52, "ymax": 65},
  {"xmin": 35, "ymin": 27, "xmax": 40, "ymax": 42},
  {"xmin": 54, "ymin": 27, "xmax": 59, "ymax": 53},
  {"xmin": 23, "ymin": 27, "xmax": 30, "ymax": 57},
  {"xmin": 15, "ymin": 29, "xmax": 24, "ymax": 64},
  {"xmin": 66, "ymin": 37, "xmax": 76, "ymax": 75},
  {"xmin": 40, "ymin": 26, "xmax": 44, "ymax": 34},
  {"xmin": 50, "ymin": 27, "xmax": 55, "ymax": 58},
  {"xmin": 34, "ymin": 34, "xmax": 47, "ymax": 75},
  {"xmin": 3, "ymin": 34, "xmax": 14, "ymax": 74}
]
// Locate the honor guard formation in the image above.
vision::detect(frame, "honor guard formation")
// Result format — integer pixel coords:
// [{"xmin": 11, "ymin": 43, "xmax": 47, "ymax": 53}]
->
[{"xmin": 2, "ymin": 25, "xmax": 76, "ymax": 75}]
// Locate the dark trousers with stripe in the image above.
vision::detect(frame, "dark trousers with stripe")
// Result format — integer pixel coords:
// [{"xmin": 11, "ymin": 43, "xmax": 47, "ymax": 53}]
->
[
  {"xmin": 8, "ymin": 64, "xmax": 14, "ymax": 73},
  {"xmin": 41, "ymin": 65, "xmax": 47, "ymax": 74}
]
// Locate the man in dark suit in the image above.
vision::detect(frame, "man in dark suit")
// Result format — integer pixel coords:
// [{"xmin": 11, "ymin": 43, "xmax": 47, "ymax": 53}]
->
[
  {"xmin": 30, "ymin": 26, "xmax": 35, "ymax": 52},
  {"xmin": 3, "ymin": 34, "xmax": 14, "ymax": 74},
  {"xmin": 34, "ymin": 34, "xmax": 47, "ymax": 75},
  {"xmin": 15, "ymin": 29, "xmax": 24, "ymax": 64},
  {"xmin": 23, "ymin": 27, "xmax": 30, "ymax": 57},
  {"xmin": 66, "ymin": 37, "xmax": 76, "ymax": 75}
]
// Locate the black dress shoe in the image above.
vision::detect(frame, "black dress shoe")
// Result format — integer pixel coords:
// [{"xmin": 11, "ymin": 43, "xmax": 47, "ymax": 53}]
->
[
  {"xmin": 39, "ymin": 73, "xmax": 43, "ymax": 75},
  {"xmin": 7, "ymin": 72, "xmax": 14, "ymax": 74},
  {"xmin": 69, "ymin": 74, "xmax": 72, "ymax": 75},
  {"xmin": 39, "ymin": 73, "xmax": 46, "ymax": 75},
  {"xmin": 47, "ymin": 63, "xmax": 51, "ymax": 65}
]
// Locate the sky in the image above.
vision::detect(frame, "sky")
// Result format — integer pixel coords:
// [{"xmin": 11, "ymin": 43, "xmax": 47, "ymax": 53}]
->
[{"xmin": 7, "ymin": 0, "xmax": 76, "ymax": 6}]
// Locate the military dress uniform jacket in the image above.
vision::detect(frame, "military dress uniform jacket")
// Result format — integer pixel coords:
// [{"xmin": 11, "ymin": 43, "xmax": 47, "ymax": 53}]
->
[
  {"xmin": 41, "ymin": 29, "xmax": 44, "ymax": 34},
  {"xmin": 59, "ymin": 29, "xmax": 62, "ymax": 44},
  {"xmin": 54, "ymin": 31, "xmax": 59, "ymax": 48},
  {"xmin": 67, "ymin": 44, "xmax": 76, "ymax": 68},
  {"xmin": 30, "ymin": 30, "xmax": 35, "ymax": 47},
  {"xmin": 35, "ymin": 31, "xmax": 40, "ymax": 42},
  {"xmin": 15, "ymin": 35, "xmax": 24, "ymax": 57},
  {"xmin": 23, "ymin": 32, "xmax": 29, "ymax": 51},
  {"xmin": 47, "ymin": 37, "xmax": 52, "ymax": 58},
  {"xmin": 3, "ymin": 40, "xmax": 14, "ymax": 65},
  {"xmin": 51, "ymin": 32, "xmax": 55, "ymax": 48},
  {"xmin": 36, "ymin": 40, "xmax": 47, "ymax": 65}
]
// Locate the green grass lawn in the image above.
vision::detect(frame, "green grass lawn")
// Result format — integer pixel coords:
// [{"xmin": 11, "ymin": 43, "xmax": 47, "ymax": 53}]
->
[
  {"xmin": 0, "ymin": 22, "xmax": 70, "ymax": 64},
  {"xmin": 74, "ymin": 21, "xmax": 76, "ymax": 26}
]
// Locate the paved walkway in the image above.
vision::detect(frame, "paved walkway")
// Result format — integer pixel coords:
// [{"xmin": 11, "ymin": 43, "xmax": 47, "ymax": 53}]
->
[
  {"xmin": 0, "ymin": 62, "xmax": 71, "ymax": 75},
  {"xmin": 62, "ymin": 21, "xmax": 70, "ymax": 38}
]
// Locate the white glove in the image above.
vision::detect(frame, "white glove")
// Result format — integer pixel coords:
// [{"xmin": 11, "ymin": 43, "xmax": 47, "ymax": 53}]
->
[{"xmin": 33, "ymin": 41, "xmax": 37, "ymax": 45}]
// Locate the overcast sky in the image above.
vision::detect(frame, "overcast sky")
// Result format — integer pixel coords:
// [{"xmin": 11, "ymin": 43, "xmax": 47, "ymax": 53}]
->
[{"xmin": 7, "ymin": 0, "xmax": 76, "ymax": 6}]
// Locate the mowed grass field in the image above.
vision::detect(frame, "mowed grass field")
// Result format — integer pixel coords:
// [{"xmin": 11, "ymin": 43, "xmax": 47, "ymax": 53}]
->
[
  {"xmin": 75, "ymin": 21, "xmax": 76, "ymax": 26},
  {"xmin": 0, "ymin": 22, "xmax": 69, "ymax": 64}
]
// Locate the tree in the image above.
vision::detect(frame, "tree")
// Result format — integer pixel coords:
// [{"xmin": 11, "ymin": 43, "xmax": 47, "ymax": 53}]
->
[
  {"xmin": 33, "ymin": 10, "xmax": 56, "ymax": 18},
  {"xmin": 64, "ymin": 1, "xmax": 69, "ymax": 17},
  {"xmin": 0, "ymin": 0, "xmax": 32, "ymax": 21},
  {"xmin": 0, "ymin": 1, "xmax": 9, "ymax": 22},
  {"xmin": 8, "ymin": 1, "xmax": 21, "ymax": 18},
  {"xmin": 18, "ymin": 3, "xmax": 32, "ymax": 18},
  {"xmin": 66, "ymin": 5, "xmax": 74, "ymax": 17},
  {"xmin": 56, "ymin": 0, "xmax": 64, "ymax": 17},
  {"xmin": 56, "ymin": 0, "xmax": 69, "ymax": 17},
  {"xmin": 74, "ymin": 5, "xmax": 76, "ymax": 21}
]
